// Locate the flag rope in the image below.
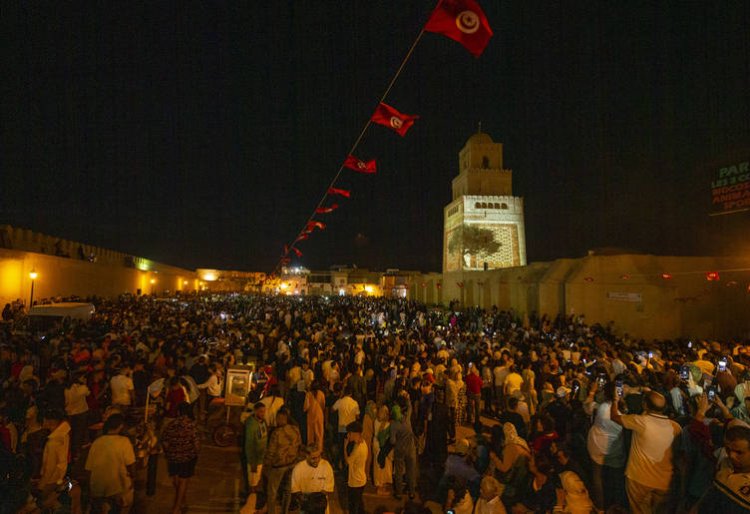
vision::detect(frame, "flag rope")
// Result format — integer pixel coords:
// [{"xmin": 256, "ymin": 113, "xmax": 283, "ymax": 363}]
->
[{"xmin": 271, "ymin": 26, "xmax": 428, "ymax": 276}]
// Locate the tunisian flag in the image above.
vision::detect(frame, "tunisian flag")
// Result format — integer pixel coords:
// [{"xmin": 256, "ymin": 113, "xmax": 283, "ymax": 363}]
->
[
  {"xmin": 315, "ymin": 204, "xmax": 339, "ymax": 214},
  {"xmin": 327, "ymin": 187, "xmax": 351, "ymax": 198},
  {"xmin": 306, "ymin": 221, "xmax": 326, "ymax": 232},
  {"xmin": 370, "ymin": 103, "xmax": 418, "ymax": 137},
  {"xmin": 290, "ymin": 247, "xmax": 302, "ymax": 258},
  {"xmin": 425, "ymin": 0, "xmax": 493, "ymax": 57},
  {"xmin": 343, "ymin": 155, "xmax": 377, "ymax": 174}
]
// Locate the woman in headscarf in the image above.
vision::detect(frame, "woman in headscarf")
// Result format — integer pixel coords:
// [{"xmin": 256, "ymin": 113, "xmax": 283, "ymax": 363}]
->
[
  {"xmin": 558, "ymin": 471, "xmax": 595, "ymax": 514},
  {"xmin": 474, "ymin": 475, "xmax": 507, "ymax": 514},
  {"xmin": 372, "ymin": 404, "xmax": 393, "ymax": 495},
  {"xmin": 488, "ymin": 422, "xmax": 531, "ymax": 509}
]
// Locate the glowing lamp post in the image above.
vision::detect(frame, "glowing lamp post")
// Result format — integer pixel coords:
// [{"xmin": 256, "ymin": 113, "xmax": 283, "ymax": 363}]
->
[{"xmin": 29, "ymin": 269, "xmax": 38, "ymax": 309}]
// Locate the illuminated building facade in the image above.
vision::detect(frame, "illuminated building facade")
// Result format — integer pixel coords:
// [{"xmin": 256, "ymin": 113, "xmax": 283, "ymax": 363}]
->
[{"xmin": 443, "ymin": 131, "xmax": 527, "ymax": 272}]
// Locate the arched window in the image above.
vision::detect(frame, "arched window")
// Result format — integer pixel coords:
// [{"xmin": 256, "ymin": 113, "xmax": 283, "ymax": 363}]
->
[
  {"xmin": 482, "ymin": 156, "xmax": 490, "ymax": 168},
  {"xmin": 480, "ymin": 202, "xmax": 487, "ymax": 208},
  {"xmin": 475, "ymin": 202, "xmax": 481, "ymax": 209},
  {"xmin": 501, "ymin": 203, "xmax": 508, "ymax": 209},
  {"xmin": 494, "ymin": 203, "xmax": 500, "ymax": 209}
]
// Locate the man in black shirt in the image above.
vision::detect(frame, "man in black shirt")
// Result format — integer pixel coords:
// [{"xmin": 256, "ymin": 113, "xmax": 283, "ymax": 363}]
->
[{"xmin": 497, "ymin": 396, "xmax": 527, "ymax": 439}]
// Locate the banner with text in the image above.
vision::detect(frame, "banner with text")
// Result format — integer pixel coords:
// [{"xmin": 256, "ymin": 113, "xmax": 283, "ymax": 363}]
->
[{"xmin": 710, "ymin": 158, "xmax": 750, "ymax": 216}]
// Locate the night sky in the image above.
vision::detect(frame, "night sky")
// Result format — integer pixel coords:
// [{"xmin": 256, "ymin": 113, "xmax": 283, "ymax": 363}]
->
[{"xmin": 4, "ymin": 2, "xmax": 749, "ymax": 272}]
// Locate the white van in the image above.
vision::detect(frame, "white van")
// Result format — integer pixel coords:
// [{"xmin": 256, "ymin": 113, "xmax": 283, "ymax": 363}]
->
[
  {"xmin": 29, "ymin": 302, "xmax": 95, "ymax": 320},
  {"xmin": 28, "ymin": 302, "xmax": 95, "ymax": 332}
]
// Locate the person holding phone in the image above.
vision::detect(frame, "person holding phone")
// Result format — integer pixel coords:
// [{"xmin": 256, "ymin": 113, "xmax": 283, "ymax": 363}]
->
[{"xmin": 583, "ymin": 380, "xmax": 626, "ymax": 511}]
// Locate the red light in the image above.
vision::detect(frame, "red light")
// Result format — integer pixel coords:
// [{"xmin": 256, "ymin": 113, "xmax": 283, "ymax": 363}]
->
[
  {"xmin": 620, "ymin": 274, "xmax": 630, "ymax": 280},
  {"xmin": 706, "ymin": 271, "xmax": 720, "ymax": 281},
  {"xmin": 661, "ymin": 273, "xmax": 673, "ymax": 280}
]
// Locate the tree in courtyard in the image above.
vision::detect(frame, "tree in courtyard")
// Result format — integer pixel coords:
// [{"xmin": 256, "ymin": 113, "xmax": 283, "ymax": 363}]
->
[{"xmin": 448, "ymin": 224, "xmax": 501, "ymax": 268}]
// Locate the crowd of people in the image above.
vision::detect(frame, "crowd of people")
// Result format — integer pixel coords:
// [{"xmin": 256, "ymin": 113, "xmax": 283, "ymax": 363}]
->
[{"xmin": 0, "ymin": 293, "xmax": 749, "ymax": 514}]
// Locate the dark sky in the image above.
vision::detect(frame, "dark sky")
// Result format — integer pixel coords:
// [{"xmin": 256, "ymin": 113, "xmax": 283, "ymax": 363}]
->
[{"xmin": 4, "ymin": 2, "xmax": 749, "ymax": 272}]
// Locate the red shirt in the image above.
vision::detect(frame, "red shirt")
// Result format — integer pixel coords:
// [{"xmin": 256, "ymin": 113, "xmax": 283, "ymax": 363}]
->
[
  {"xmin": 531, "ymin": 431, "xmax": 559, "ymax": 454},
  {"xmin": 465, "ymin": 372, "xmax": 483, "ymax": 395},
  {"xmin": 165, "ymin": 387, "xmax": 187, "ymax": 418},
  {"xmin": 0, "ymin": 425, "xmax": 11, "ymax": 451},
  {"xmin": 10, "ymin": 362, "xmax": 24, "ymax": 380}
]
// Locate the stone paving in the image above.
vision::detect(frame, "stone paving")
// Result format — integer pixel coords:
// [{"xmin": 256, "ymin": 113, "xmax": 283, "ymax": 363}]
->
[{"xmin": 135, "ymin": 418, "xmax": 494, "ymax": 513}]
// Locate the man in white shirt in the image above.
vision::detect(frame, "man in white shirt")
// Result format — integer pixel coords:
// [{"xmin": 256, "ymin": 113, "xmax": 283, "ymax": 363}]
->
[
  {"xmin": 110, "ymin": 366, "xmax": 135, "ymax": 408},
  {"xmin": 290, "ymin": 444, "xmax": 335, "ymax": 514},
  {"xmin": 332, "ymin": 386, "xmax": 360, "ymax": 470},
  {"xmin": 493, "ymin": 358, "xmax": 509, "ymax": 410},
  {"xmin": 85, "ymin": 413, "xmax": 136, "ymax": 513},
  {"xmin": 198, "ymin": 363, "xmax": 224, "ymax": 399},
  {"xmin": 584, "ymin": 384, "xmax": 626, "ymax": 511},
  {"xmin": 611, "ymin": 390, "xmax": 681, "ymax": 514},
  {"xmin": 504, "ymin": 365, "xmax": 524, "ymax": 398},
  {"xmin": 344, "ymin": 421, "xmax": 367, "ymax": 514}
]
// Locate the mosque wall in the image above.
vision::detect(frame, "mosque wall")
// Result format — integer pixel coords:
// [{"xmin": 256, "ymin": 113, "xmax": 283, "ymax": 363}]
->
[
  {"xmin": 422, "ymin": 254, "xmax": 750, "ymax": 340},
  {"xmin": 0, "ymin": 248, "xmax": 197, "ymax": 309}
]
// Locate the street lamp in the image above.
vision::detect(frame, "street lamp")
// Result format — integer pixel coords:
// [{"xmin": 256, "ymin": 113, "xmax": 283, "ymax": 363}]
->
[{"xmin": 29, "ymin": 269, "xmax": 38, "ymax": 310}]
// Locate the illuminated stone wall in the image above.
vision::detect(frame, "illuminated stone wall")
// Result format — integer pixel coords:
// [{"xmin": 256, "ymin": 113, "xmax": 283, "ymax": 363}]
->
[
  {"xmin": 444, "ymin": 195, "xmax": 526, "ymax": 271},
  {"xmin": 0, "ymin": 248, "xmax": 197, "ymax": 308},
  {"xmin": 422, "ymin": 254, "xmax": 750, "ymax": 340}
]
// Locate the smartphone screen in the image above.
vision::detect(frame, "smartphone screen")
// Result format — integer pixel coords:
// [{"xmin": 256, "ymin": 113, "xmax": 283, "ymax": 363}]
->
[
  {"xmin": 615, "ymin": 379, "xmax": 623, "ymax": 398},
  {"xmin": 718, "ymin": 359, "xmax": 727, "ymax": 372}
]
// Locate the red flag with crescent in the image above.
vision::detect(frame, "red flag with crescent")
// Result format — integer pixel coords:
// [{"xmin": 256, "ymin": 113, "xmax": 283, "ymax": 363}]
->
[
  {"xmin": 315, "ymin": 203, "xmax": 339, "ymax": 214},
  {"xmin": 291, "ymin": 247, "xmax": 302, "ymax": 258},
  {"xmin": 343, "ymin": 155, "xmax": 377, "ymax": 174},
  {"xmin": 306, "ymin": 221, "xmax": 326, "ymax": 232},
  {"xmin": 425, "ymin": 0, "xmax": 493, "ymax": 57},
  {"xmin": 370, "ymin": 103, "xmax": 418, "ymax": 137},
  {"xmin": 327, "ymin": 187, "xmax": 351, "ymax": 198}
]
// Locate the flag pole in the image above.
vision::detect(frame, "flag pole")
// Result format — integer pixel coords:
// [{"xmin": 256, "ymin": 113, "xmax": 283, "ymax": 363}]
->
[{"xmin": 271, "ymin": 25, "xmax": 429, "ymax": 276}]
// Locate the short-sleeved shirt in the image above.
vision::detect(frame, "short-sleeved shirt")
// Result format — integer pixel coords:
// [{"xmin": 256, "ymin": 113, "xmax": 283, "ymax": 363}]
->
[
  {"xmin": 346, "ymin": 441, "xmax": 368, "ymax": 488},
  {"xmin": 504, "ymin": 373, "xmax": 524, "ymax": 395},
  {"xmin": 110, "ymin": 374, "xmax": 134, "ymax": 406},
  {"xmin": 332, "ymin": 396, "xmax": 359, "ymax": 431},
  {"xmin": 620, "ymin": 413, "xmax": 681, "ymax": 490},
  {"xmin": 290, "ymin": 459, "xmax": 335, "ymax": 493},
  {"xmin": 698, "ymin": 453, "xmax": 750, "ymax": 513},
  {"xmin": 85, "ymin": 434, "xmax": 135, "ymax": 498}
]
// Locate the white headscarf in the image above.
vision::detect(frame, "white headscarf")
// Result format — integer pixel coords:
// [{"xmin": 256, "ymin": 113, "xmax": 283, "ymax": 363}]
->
[
  {"xmin": 502, "ymin": 422, "xmax": 530, "ymax": 453},
  {"xmin": 560, "ymin": 471, "xmax": 594, "ymax": 514}
]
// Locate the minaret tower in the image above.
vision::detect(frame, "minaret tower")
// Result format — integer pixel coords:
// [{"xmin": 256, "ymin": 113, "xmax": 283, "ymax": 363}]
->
[{"xmin": 443, "ymin": 129, "xmax": 527, "ymax": 272}]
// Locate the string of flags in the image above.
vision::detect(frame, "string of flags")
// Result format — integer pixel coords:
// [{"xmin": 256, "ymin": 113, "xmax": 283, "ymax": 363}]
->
[{"xmin": 274, "ymin": 0, "xmax": 493, "ymax": 275}]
